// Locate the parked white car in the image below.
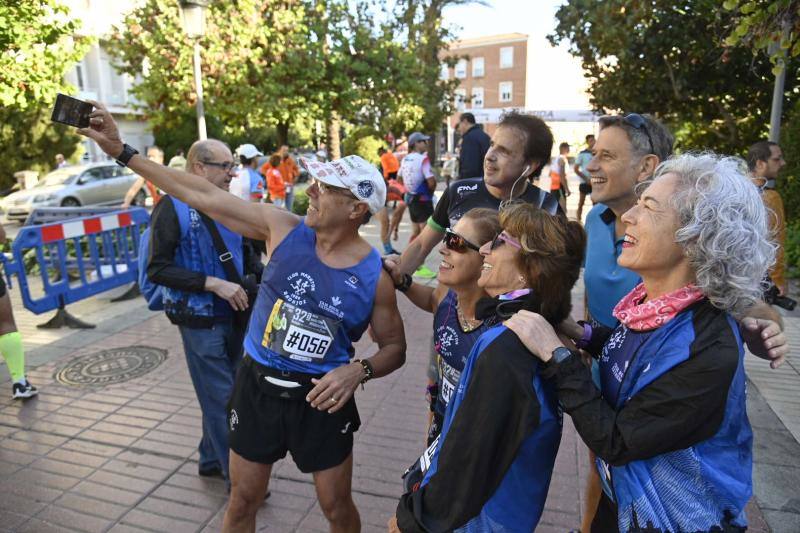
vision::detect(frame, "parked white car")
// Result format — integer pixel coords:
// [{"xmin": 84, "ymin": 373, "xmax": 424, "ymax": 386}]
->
[{"xmin": 1, "ymin": 163, "xmax": 145, "ymax": 222}]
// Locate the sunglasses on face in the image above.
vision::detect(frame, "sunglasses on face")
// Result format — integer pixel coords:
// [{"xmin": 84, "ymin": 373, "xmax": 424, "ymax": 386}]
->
[
  {"xmin": 490, "ymin": 231, "xmax": 522, "ymax": 251},
  {"xmin": 312, "ymin": 179, "xmax": 355, "ymax": 198},
  {"xmin": 444, "ymin": 228, "xmax": 481, "ymax": 253},
  {"xmin": 201, "ymin": 160, "xmax": 237, "ymax": 172},
  {"xmin": 622, "ymin": 113, "xmax": 655, "ymax": 155}
]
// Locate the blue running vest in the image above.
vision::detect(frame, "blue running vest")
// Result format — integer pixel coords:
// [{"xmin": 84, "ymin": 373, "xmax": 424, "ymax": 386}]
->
[
  {"xmin": 433, "ymin": 290, "xmax": 488, "ymax": 417},
  {"xmin": 243, "ymin": 221, "xmax": 382, "ymax": 374}
]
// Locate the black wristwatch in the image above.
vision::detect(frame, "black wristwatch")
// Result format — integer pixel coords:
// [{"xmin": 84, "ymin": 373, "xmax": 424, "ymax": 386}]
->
[
  {"xmin": 115, "ymin": 143, "xmax": 139, "ymax": 167},
  {"xmin": 550, "ymin": 347, "xmax": 574, "ymax": 365},
  {"xmin": 395, "ymin": 273, "xmax": 413, "ymax": 293}
]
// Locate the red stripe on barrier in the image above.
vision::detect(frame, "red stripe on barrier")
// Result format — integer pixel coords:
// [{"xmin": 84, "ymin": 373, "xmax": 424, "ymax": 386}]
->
[
  {"xmin": 83, "ymin": 218, "xmax": 102, "ymax": 235},
  {"xmin": 118, "ymin": 212, "xmax": 132, "ymax": 227},
  {"xmin": 41, "ymin": 225, "xmax": 64, "ymax": 244}
]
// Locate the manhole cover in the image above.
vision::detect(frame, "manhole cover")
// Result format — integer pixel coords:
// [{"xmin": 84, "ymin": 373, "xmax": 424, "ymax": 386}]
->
[{"xmin": 54, "ymin": 346, "xmax": 167, "ymax": 387}]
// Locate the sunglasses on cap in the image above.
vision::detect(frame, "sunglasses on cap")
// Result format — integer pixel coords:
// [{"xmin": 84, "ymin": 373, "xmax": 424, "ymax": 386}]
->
[
  {"xmin": 622, "ymin": 113, "xmax": 655, "ymax": 155},
  {"xmin": 490, "ymin": 231, "xmax": 522, "ymax": 251},
  {"xmin": 444, "ymin": 228, "xmax": 481, "ymax": 253}
]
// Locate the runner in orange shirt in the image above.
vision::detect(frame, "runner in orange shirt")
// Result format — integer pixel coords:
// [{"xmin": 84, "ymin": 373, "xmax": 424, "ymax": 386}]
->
[
  {"xmin": 264, "ymin": 154, "xmax": 286, "ymax": 208},
  {"xmin": 378, "ymin": 147, "xmax": 407, "ymax": 255}
]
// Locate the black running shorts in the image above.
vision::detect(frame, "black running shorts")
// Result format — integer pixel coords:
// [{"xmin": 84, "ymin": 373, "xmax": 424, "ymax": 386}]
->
[
  {"xmin": 228, "ymin": 356, "xmax": 361, "ymax": 473},
  {"xmin": 408, "ymin": 198, "xmax": 434, "ymax": 223},
  {"xmin": 579, "ymin": 182, "xmax": 592, "ymax": 195}
]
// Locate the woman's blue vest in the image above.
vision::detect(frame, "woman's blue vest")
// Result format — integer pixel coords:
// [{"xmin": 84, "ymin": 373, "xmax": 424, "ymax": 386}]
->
[{"xmin": 597, "ymin": 307, "xmax": 752, "ymax": 532}]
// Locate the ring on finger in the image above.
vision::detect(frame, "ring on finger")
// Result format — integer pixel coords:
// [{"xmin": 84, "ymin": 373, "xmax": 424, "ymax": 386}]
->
[{"xmin": 329, "ymin": 397, "xmax": 338, "ymax": 404}]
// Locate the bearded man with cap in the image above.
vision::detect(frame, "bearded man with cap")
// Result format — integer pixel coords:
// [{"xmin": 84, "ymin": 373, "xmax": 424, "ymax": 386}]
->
[
  {"xmin": 77, "ymin": 101, "xmax": 406, "ymax": 533},
  {"xmin": 399, "ymin": 132, "xmax": 437, "ymax": 245}
]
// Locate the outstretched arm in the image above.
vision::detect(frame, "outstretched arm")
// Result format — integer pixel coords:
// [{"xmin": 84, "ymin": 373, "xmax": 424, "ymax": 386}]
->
[
  {"xmin": 386, "ymin": 224, "xmax": 445, "ymax": 281},
  {"xmin": 78, "ymin": 102, "xmax": 297, "ymax": 243},
  {"xmin": 382, "ymin": 258, "xmax": 446, "ymax": 313}
]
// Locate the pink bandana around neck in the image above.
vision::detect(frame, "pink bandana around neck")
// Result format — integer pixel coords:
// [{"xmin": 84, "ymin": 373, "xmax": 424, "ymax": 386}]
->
[{"xmin": 613, "ymin": 283, "xmax": 705, "ymax": 331}]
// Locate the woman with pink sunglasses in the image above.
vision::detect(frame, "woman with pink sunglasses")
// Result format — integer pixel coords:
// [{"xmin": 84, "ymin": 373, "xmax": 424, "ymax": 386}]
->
[{"xmin": 392, "ymin": 202, "xmax": 585, "ymax": 533}]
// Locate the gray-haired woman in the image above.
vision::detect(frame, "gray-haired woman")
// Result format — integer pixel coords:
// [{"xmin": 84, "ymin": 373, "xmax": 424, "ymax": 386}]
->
[{"xmin": 506, "ymin": 153, "xmax": 781, "ymax": 532}]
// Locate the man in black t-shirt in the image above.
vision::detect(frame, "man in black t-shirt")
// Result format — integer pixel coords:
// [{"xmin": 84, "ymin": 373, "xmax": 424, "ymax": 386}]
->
[
  {"xmin": 429, "ymin": 176, "xmax": 558, "ymax": 233},
  {"xmin": 385, "ymin": 112, "xmax": 560, "ymax": 281}
]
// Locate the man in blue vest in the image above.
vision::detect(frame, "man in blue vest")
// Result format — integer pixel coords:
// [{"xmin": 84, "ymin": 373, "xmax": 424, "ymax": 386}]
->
[
  {"xmin": 147, "ymin": 139, "xmax": 249, "ymax": 482},
  {"xmin": 79, "ymin": 102, "xmax": 407, "ymax": 533}
]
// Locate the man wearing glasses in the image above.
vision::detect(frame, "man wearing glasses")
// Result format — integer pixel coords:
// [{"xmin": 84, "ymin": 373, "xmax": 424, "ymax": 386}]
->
[
  {"xmin": 146, "ymin": 139, "xmax": 250, "ymax": 484},
  {"xmin": 78, "ymin": 102, "xmax": 406, "ymax": 533}
]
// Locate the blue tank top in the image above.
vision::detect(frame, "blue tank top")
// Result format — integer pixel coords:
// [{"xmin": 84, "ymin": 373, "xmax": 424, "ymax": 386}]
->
[
  {"xmin": 243, "ymin": 221, "xmax": 382, "ymax": 374},
  {"xmin": 433, "ymin": 290, "xmax": 488, "ymax": 417}
]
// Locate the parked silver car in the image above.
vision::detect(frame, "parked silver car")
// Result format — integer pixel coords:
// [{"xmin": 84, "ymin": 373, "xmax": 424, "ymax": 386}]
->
[{"xmin": 1, "ymin": 163, "xmax": 146, "ymax": 222}]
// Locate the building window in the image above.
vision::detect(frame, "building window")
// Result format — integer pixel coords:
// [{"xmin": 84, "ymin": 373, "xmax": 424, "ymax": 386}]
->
[
  {"xmin": 455, "ymin": 59, "xmax": 467, "ymax": 79},
  {"xmin": 440, "ymin": 63, "xmax": 449, "ymax": 80},
  {"xmin": 75, "ymin": 62, "xmax": 86, "ymax": 91},
  {"xmin": 500, "ymin": 46, "xmax": 514, "ymax": 68},
  {"xmin": 471, "ymin": 87, "xmax": 484, "ymax": 109},
  {"xmin": 455, "ymin": 89, "xmax": 466, "ymax": 111},
  {"xmin": 472, "ymin": 57, "xmax": 484, "ymax": 77},
  {"xmin": 499, "ymin": 81, "xmax": 513, "ymax": 102}
]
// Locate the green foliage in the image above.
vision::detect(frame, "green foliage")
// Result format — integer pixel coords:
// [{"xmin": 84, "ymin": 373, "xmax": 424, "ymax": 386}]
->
[
  {"xmin": 106, "ymin": 0, "xmax": 304, "ymax": 141},
  {"xmin": 777, "ymin": 98, "xmax": 800, "ymax": 222},
  {"xmin": 0, "ymin": 0, "xmax": 91, "ymax": 187},
  {"xmin": 292, "ymin": 190, "xmax": 309, "ymax": 216},
  {"xmin": 550, "ymin": 0, "xmax": 799, "ymax": 154},
  {"xmin": 784, "ymin": 221, "xmax": 800, "ymax": 277},
  {"xmin": 341, "ymin": 127, "xmax": 383, "ymax": 165},
  {"xmin": 723, "ymin": 0, "xmax": 800, "ymax": 70},
  {"xmin": 106, "ymin": 0, "xmax": 457, "ymax": 158}
]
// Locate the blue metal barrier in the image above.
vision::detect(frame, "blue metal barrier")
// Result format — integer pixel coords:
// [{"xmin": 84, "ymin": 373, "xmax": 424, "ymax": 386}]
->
[
  {"xmin": 23, "ymin": 206, "xmax": 127, "ymax": 227},
  {"xmin": 0, "ymin": 208, "xmax": 149, "ymax": 328}
]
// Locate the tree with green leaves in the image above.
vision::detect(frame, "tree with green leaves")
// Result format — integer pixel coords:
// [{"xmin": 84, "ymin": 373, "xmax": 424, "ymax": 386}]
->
[
  {"xmin": 108, "ymin": 0, "xmax": 458, "ymax": 160},
  {"xmin": 0, "ymin": 0, "xmax": 90, "ymax": 188},
  {"xmin": 549, "ymin": 0, "xmax": 798, "ymax": 154},
  {"xmin": 724, "ymin": 0, "xmax": 800, "ymax": 70},
  {"xmin": 394, "ymin": 0, "xmax": 466, "ymax": 134},
  {"xmin": 106, "ymin": 0, "xmax": 318, "ymax": 152}
]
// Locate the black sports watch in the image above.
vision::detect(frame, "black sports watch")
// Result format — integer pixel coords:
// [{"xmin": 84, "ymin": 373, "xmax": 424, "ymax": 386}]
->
[
  {"xmin": 550, "ymin": 347, "xmax": 574, "ymax": 365},
  {"xmin": 395, "ymin": 273, "xmax": 413, "ymax": 293},
  {"xmin": 115, "ymin": 143, "xmax": 139, "ymax": 167}
]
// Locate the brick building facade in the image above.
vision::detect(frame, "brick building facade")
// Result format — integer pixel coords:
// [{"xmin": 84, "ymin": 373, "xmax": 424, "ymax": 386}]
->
[{"xmin": 440, "ymin": 33, "xmax": 529, "ymax": 151}]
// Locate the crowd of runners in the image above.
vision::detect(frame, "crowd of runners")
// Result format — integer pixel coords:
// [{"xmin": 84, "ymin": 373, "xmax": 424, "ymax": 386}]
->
[{"xmin": 63, "ymin": 98, "xmax": 794, "ymax": 533}]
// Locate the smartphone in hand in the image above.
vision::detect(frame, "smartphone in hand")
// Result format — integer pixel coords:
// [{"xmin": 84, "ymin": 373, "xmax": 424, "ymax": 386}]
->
[{"xmin": 51, "ymin": 93, "xmax": 94, "ymax": 128}]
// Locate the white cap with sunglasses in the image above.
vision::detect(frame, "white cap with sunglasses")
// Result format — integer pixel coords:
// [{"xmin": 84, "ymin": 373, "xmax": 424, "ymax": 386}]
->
[{"xmin": 300, "ymin": 155, "xmax": 386, "ymax": 214}]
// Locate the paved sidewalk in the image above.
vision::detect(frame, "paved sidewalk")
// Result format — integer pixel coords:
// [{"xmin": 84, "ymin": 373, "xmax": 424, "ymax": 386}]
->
[
  {"xmin": 0, "ymin": 176, "xmax": 792, "ymax": 531},
  {"xmin": 0, "ymin": 280, "xmax": 595, "ymax": 533}
]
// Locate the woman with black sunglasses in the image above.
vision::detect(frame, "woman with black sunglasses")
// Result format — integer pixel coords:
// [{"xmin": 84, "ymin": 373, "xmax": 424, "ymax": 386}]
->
[
  {"xmin": 386, "ymin": 208, "xmax": 501, "ymax": 447},
  {"xmin": 391, "ymin": 203, "xmax": 585, "ymax": 533}
]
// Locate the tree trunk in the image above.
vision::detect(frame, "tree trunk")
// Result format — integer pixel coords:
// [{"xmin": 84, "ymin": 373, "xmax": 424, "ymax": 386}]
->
[
  {"xmin": 327, "ymin": 111, "xmax": 341, "ymax": 160},
  {"xmin": 276, "ymin": 121, "xmax": 289, "ymax": 147}
]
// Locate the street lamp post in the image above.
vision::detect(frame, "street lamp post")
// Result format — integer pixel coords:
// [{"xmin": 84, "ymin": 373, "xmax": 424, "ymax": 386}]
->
[
  {"xmin": 179, "ymin": 0, "xmax": 209, "ymax": 140},
  {"xmin": 768, "ymin": 21, "xmax": 791, "ymax": 143}
]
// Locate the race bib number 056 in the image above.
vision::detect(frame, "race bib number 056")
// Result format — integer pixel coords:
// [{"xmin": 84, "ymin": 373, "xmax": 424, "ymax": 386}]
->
[{"xmin": 262, "ymin": 299, "xmax": 341, "ymax": 363}]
